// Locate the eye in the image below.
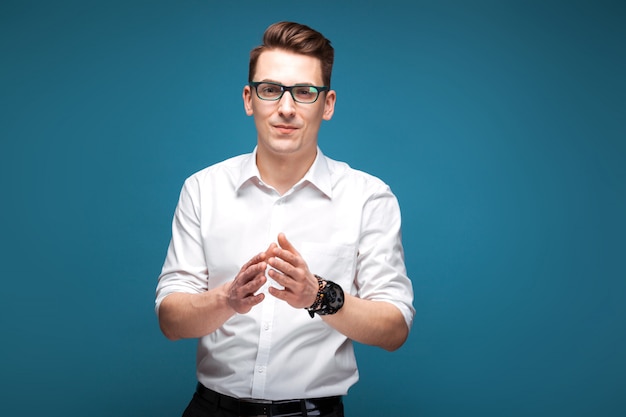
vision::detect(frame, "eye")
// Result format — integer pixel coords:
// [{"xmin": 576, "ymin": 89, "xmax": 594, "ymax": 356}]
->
[
  {"xmin": 261, "ymin": 85, "xmax": 280, "ymax": 94},
  {"xmin": 294, "ymin": 87, "xmax": 315, "ymax": 97}
]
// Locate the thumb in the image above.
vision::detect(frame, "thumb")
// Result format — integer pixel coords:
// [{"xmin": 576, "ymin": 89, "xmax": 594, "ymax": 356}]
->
[{"xmin": 277, "ymin": 233, "xmax": 299, "ymax": 255}]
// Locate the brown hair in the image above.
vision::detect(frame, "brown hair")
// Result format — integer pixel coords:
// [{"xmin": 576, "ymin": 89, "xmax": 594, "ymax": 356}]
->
[{"xmin": 248, "ymin": 21, "xmax": 334, "ymax": 87}]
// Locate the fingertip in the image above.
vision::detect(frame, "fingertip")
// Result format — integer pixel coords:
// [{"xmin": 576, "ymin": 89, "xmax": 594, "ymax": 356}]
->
[{"xmin": 277, "ymin": 233, "xmax": 290, "ymax": 249}]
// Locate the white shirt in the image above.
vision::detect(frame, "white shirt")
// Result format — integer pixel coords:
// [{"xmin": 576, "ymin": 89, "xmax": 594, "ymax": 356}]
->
[{"xmin": 155, "ymin": 147, "xmax": 414, "ymax": 400}]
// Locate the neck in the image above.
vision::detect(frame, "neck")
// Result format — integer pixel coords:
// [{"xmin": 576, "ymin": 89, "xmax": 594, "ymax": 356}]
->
[{"xmin": 256, "ymin": 148, "xmax": 317, "ymax": 195}]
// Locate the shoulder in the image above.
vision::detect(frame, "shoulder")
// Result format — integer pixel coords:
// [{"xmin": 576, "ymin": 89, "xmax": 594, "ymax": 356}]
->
[
  {"xmin": 324, "ymin": 154, "xmax": 392, "ymax": 196},
  {"xmin": 183, "ymin": 153, "xmax": 251, "ymax": 189},
  {"xmin": 189, "ymin": 153, "xmax": 249, "ymax": 179}
]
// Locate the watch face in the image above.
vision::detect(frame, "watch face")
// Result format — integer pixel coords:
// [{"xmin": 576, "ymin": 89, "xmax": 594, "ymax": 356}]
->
[
  {"xmin": 327, "ymin": 284, "xmax": 344, "ymax": 310},
  {"xmin": 309, "ymin": 276, "xmax": 344, "ymax": 316}
]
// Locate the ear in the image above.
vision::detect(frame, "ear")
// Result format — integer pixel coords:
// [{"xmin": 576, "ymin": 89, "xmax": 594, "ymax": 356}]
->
[
  {"xmin": 243, "ymin": 85, "xmax": 254, "ymax": 116},
  {"xmin": 322, "ymin": 90, "xmax": 336, "ymax": 121}
]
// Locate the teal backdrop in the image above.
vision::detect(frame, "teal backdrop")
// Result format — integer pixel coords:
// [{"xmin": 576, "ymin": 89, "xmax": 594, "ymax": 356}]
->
[{"xmin": 1, "ymin": 1, "xmax": 624, "ymax": 416}]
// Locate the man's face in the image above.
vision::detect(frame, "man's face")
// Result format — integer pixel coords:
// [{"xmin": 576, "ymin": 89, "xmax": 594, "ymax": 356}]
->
[{"xmin": 243, "ymin": 49, "xmax": 336, "ymax": 160}]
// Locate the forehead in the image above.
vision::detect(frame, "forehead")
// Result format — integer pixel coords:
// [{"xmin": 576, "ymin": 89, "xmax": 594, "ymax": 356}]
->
[{"xmin": 254, "ymin": 49, "xmax": 323, "ymax": 85}]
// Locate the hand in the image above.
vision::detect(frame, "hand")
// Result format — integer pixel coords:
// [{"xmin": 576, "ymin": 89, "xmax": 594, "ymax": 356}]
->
[
  {"xmin": 227, "ymin": 250, "xmax": 269, "ymax": 314},
  {"xmin": 267, "ymin": 233, "xmax": 319, "ymax": 309}
]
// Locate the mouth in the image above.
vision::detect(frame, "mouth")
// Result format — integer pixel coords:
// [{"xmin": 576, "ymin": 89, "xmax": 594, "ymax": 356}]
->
[{"xmin": 273, "ymin": 124, "xmax": 299, "ymax": 135}]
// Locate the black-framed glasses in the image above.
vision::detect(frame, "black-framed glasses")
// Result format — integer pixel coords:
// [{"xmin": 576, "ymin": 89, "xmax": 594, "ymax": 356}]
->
[{"xmin": 249, "ymin": 81, "xmax": 329, "ymax": 104}]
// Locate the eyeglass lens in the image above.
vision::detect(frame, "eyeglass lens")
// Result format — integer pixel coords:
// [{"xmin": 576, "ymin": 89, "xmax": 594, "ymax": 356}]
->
[{"xmin": 255, "ymin": 83, "xmax": 320, "ymax": 103}]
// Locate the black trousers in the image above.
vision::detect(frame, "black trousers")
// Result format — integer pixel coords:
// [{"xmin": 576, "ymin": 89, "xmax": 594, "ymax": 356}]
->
[{"xmin": 182, "ymin": 385, "xmax": 345, "ymax": 417}]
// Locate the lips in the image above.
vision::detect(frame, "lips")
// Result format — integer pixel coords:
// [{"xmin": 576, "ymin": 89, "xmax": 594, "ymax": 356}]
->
[{"xmin": 273, "ymin": 124, "xmax": 299, "ymax": 134}]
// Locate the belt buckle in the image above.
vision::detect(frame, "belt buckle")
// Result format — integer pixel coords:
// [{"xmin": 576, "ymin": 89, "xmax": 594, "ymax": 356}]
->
[
  {"xmin": 259, "ymin": 403, "xmax": 270, "ymax": 416},
  {"xmin": 241, "ymin": 398, "xmax": 272, "ymax": 416}
]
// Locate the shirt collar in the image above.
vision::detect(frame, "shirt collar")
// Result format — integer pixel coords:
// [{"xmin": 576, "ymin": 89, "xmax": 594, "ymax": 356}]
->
[
  {"xmin": 235, "ymin": 148, "xmax": 261, "ymax": 191},
  {"xmin": 302, "ymin": 148, "xmax": 332, "ymax": 198},
  {"xmin": 236, "ymin": 147, "xmax": 333, "ymax": 198}
]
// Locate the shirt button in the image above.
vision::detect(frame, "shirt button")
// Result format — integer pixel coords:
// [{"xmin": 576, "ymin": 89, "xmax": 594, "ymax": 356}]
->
[{"xmin": 263, "ymin": 322, "xmax": 270, "ymax": 331}]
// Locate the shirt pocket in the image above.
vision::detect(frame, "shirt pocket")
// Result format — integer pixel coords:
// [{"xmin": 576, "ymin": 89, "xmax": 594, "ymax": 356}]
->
[{"xmin": 300, "ymin": 242, "xmax": 357, "ymax": 292}]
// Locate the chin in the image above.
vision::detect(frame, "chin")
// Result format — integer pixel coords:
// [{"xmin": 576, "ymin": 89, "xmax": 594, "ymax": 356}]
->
[{"xmin": 266, "ymin": 139, "xmax": 302, "ymax": 154}]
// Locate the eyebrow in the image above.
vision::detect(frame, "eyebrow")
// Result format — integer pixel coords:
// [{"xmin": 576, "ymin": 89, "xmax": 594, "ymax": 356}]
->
[{"xmin": 259, "ymin": 79, "xmax": 316, "ymax": 86}]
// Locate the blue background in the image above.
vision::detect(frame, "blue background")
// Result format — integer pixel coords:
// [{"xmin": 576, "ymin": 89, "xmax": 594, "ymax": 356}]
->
[{"xmin": 2, "ymin": 1, "xmax": 624, "ymax": 416}]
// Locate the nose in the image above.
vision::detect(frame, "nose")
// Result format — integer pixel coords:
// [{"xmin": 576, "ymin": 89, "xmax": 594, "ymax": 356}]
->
[{"xmin": 277, "ymin": 90, "xmax": 296, "ymax": 118}]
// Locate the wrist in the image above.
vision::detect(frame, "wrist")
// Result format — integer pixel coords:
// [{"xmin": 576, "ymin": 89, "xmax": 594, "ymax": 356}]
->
[{"xmin": 306, "ymin": 275, "xmax": 345, "ymax": 318}]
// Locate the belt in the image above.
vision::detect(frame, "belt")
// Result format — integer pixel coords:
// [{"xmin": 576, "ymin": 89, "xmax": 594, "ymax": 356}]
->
[{"xmin": 196, "ymin": 383, "xmax": 342, "ymax": 416}]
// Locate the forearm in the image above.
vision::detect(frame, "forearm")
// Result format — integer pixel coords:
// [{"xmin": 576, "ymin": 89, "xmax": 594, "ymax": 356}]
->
[
  {"xmin": 158, "ymin": 284, "xmax": 235, "ymax": 340},
  {"xmin": 321, "ymin": 294, "xmax": 409, "ymax": 351}
]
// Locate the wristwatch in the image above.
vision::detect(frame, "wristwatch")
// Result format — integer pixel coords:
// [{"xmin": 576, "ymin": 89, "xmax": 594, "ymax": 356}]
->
[{"xmin": 306, "ymin": 275, "xmax": 345, "ymax": 318}]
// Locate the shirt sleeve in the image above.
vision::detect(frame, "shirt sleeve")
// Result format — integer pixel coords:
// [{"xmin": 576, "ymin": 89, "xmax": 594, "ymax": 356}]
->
[
  {"xmin": 355, "ymin": 185, "xmax": 415, "ymax": 330},
  {"xmin": 155, "ymin": 177, "xmax": 208, "ymax": 314}
]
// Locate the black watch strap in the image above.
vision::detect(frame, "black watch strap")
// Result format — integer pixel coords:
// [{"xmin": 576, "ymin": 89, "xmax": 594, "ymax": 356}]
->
[{"xmin": 306, "ymin": 275, "xmax": 345, "ymax": 318}]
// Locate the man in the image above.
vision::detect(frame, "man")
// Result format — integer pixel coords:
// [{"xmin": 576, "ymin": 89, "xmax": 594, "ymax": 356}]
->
[{"xmin": 156, "ymin": 21, "xmax": 414, "ymax": 417}]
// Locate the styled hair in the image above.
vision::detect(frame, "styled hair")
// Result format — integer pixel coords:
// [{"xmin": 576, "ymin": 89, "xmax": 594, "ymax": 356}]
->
[{"xmin": 248, "ymin": 21, "xmax": 334, "ymax": 87}]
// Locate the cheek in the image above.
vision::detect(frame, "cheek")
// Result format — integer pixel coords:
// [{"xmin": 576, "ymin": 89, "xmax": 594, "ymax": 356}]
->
[
  {"xmin": 308, "ymin": 107, "xmax": 326, "ymax": 122},
  {"xmin": 249, "ymin": 102, "xmax": 270, "ymax": 119},
  {"xmin": 252, "ymin": 109, "xmax": 273, "ymax": 131},
  {"xmin": 253, "ymin": 106, "xmax": 272, "ymax": 122}
]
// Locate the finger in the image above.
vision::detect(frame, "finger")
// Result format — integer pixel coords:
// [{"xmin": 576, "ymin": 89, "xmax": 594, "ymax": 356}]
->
[
  {"xmin": 268, "ymin": 286, "xmax": 289, "ymax": 301},
  {"xmin": 234, "ymin": 263, "xmax": 267, "ymax": 291},
  {"xmin": 269, "ymin": 247, "xmax": 302, "ymax": 271},
  {"xmin": 231, "ymin": 274, "xmax": 266, "ymax": 307},
  {"xmin": 267, "ymin": 266, "xmax": 292, "ymax": 288},
  {"xmin": 268, "ymin": 285, "xmax": 314, "ymax": 309},
  {"xmin": 267, "ymin": 256, "xmax": 297, "ymax": 280},
  {"xmin": 249, "ymin": 267, "xmax": 269, "ymax": 286},
  {"xmin": 243, "ymin": 292, "xmax": 266, "ymax": 305},
  {"xmin": 230, "ymin": 290, "xmax": 265, "ymax": 314},
  {"xmin": 243, "ymin": 261, "xmax": 268, "ymax": 279},
  {"xmin": 277, "ymin": 233, "xmax": 301, "ymax": 256},
  {"xmin": 266, "ymin": 242, "xmax": 279, "ymax": 253},
  {"xmin": 239, "ymin": 251, "xmax": 268, "ymax": 274},
  {"xmin": 245, "ymin": 270, "xmax": 268, "ymax": 292}
]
